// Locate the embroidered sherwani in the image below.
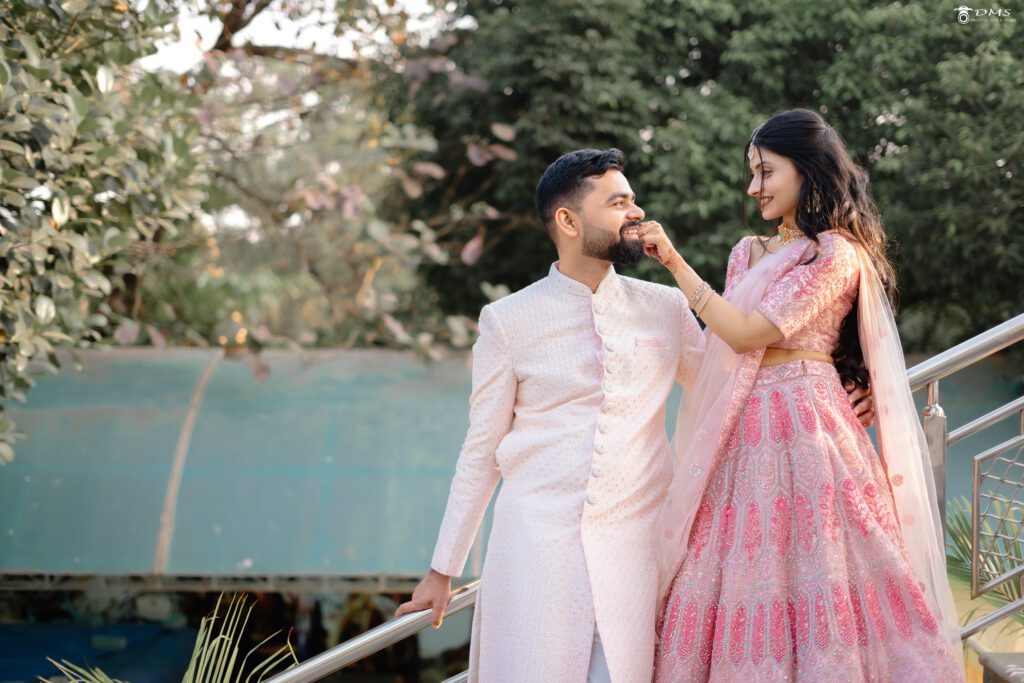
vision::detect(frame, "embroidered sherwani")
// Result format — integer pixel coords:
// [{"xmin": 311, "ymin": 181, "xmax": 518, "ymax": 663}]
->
[{"xmin": 430, "ymin": 263, "xmax": 705, "ymax": 683}]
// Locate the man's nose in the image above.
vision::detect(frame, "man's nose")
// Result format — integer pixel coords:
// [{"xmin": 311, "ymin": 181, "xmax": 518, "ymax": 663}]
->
[{"xmin": 629, "ymin": 204, "xmax": 645, "ymax": 220}]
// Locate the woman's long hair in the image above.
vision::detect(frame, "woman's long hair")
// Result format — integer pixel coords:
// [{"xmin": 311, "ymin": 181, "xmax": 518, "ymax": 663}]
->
[{"xmin": 747, "ymin": 108, "xmax": 897, "ymax": 388}]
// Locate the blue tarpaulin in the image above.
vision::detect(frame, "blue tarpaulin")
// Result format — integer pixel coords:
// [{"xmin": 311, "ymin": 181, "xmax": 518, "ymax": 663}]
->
[
  {"xmin": 0, "ymin": 348, "xmax": 1017, "ymax": 584},
  {"xmin": 0, "ymin": 348, "xmax": 485, "ymax": 581}
]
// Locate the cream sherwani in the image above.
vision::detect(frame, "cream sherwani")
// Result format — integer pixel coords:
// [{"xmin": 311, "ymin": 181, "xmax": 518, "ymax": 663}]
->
[{"xmin": 430, "ymin": 263, "xmax": 705, "ymax": 683}]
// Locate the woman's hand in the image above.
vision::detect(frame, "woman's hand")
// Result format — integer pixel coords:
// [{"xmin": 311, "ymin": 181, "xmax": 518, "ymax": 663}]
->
[
  {"xmin": 636, "ymin": 221, "xmax": 684, "ymax": 272},
  {"xmin": 845, "ymin": 381, "xmax": 875, "ymax": 428}
]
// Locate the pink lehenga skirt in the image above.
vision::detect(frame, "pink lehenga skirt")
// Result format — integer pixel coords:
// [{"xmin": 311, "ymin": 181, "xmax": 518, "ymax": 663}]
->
[{"xmin": 653, "ymin": 359, "xmax": 963, "ymax": 683}]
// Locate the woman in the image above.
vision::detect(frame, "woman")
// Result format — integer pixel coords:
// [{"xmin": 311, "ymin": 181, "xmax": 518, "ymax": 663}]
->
[{"xmin": 636, "ymin": 109, "xmax": 964, "ymax": 681}]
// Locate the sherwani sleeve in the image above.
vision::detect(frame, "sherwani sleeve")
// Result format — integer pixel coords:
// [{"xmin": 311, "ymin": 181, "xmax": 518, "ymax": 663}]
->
[
  {"xmin": 674, "ymin": 289, "xmax": 706, "ymax": 391},
  {"xmin": 430, "ymin": 304, "xmax": 517, "ymax": 577}
]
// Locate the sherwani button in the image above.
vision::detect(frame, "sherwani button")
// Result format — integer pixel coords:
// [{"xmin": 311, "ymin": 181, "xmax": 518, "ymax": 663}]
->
[
  {"xmin": 591, "ymin": 465, "xmax": 603, "ymax": 477},
  {"xmin": 595, "ymin": 442, "xmax": 607, "ymax": 454},
  {"xmin": 586, "ymin": 493, "xmax": 597, "ymax": 505},
  {"xmin": 598, "ymin": 421, "xmax": 609, "ymax": 433},
  {"xmin": 606, "ymin": 341, "xmax": 616, "ymax": 352}
]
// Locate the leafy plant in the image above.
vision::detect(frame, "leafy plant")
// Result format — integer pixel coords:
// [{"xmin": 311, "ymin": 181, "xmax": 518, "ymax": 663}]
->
[
  {"xmin": 42, "ymin": 593, "xmax": 297, "ymax": 683},
  {"xmin": 946, "ymin": 495, "xmax": 1024, "ymax": 637},
  {"xmin": 0, "ymin": 1, "xmax": 209, "ymax": 460}
]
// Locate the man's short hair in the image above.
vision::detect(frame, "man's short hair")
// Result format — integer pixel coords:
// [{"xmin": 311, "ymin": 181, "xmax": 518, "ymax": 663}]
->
[{"xmin": 534, "ymin": 148, "xmax": 626, "ymax": 239}]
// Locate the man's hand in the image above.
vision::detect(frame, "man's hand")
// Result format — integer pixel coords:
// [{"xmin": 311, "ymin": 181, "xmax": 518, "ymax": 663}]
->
[
  {"xmin": 394, "ymin": 570, "xmax": 452, "ymax": 628},
  {"xmin": 846, "ymin": 381, "xmax": 875, "ymax": 428}
]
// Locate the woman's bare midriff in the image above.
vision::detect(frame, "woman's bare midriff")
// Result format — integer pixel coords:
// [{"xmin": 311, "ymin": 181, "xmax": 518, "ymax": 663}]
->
[{"xmin": 760, "ymin": 347, "xmax": 834, "ymax": 366}]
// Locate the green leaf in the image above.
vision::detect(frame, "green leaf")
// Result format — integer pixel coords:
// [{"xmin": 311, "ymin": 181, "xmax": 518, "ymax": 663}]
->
[
  {"xmin": 52, "ymin": 196, "xmax": 70, "ymax": 226},
  {"xmin": 97, "ymin": 65, "xmax": 114, "ymax": 95},
  {"xmin": 81, "ymin": 271, "xmax": 112, "ymax": 295},
  {"xmin": 0, "ymin": 140, "xmax": 24, "ymax": 156},
  {"xmin": 34, "ymin": 296, "xmax": 56, "ymax": 325},
  {"xmin": 15, "ymin": 34, "xmax": 41, "ymax": 68}
]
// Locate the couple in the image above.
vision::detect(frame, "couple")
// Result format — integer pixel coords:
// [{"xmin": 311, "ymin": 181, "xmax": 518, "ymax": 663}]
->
[{"xmin": 396, "ymin": 109, "xmax": 964, "ymax": 682}]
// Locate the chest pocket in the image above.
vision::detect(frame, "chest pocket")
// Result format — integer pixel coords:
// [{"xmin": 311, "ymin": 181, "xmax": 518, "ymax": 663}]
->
[{"xmin": 633, "ymin": 335, "xmax": 672, "ymax": 352}]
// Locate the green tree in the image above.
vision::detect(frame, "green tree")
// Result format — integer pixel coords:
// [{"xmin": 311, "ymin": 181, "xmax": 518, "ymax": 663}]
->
[
  {"xmin": 0, "ymin": 0, "xmax": 209, "ymax": 460},
  {"xmin": 383, "ymin": 0, "xmax": 1022, "ymax": 353}
]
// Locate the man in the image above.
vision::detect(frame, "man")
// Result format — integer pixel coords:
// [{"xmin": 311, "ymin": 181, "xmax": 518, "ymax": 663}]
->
[{"xmin": 396, "ymin": 149, "xmax": 874, "ymax": 682}]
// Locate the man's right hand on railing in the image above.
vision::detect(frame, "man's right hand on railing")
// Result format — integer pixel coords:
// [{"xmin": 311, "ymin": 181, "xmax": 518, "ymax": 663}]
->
[{"xmin": 394, "ymin": 569, "xmax": 452, "ymax": 628}]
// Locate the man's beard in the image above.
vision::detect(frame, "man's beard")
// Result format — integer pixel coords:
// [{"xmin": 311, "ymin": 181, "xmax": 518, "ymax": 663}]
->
[{"xmin": 581, "ymin": 221, "xmax": 645, "ymax": 265}]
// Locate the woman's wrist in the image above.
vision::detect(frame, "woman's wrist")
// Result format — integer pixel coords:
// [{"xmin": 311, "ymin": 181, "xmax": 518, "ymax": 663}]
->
[{"xmin": 667, "ymin": 254, "xmax": 689, "ymax": 277}]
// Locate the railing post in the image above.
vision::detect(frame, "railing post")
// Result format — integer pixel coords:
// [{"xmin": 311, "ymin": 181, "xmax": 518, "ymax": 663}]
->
[{"xmin": 922, "ymin": 381, "xmax": 949, "ymax": 530}]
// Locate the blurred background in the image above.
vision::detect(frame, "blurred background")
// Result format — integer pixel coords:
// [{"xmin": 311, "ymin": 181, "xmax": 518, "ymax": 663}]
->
[{"xmin": 0, "ymin": 0, "xmax": 1020, "ymax": 680}]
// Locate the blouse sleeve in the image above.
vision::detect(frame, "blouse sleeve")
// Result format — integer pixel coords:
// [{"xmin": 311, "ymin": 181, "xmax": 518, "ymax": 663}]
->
[{"xmin": 756, "ymin": 233, "xmax": 859, "ymax": 339}]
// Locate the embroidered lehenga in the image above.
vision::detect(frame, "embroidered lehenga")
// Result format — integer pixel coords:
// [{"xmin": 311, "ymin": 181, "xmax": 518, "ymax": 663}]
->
[{"xmin": 653, "ymin": 232, "xmax": 963, "ymax": 682}]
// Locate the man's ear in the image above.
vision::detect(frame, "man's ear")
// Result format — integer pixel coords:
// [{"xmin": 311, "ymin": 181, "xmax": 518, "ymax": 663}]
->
[{"xmin": 553, "ymin": 207, "xmax": 581, "ymax": 241}]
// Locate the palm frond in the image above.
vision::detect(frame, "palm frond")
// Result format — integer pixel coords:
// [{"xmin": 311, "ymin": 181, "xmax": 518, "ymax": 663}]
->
[
  {"xmin": 45, "ymin": 593, "xmax": 297, "ymax": 683},
  {"xmin": 40, "ymin": 658, "xmax": 126, "ymax": 683},
  {"xmin": 946, "ymin": 496, "xmax": 1024, "ymax": 634}
]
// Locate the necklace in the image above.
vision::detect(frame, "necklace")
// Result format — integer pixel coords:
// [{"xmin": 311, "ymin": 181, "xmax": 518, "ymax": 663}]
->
[{"xmin": 777, "ymin": 222, "xmax": 803, "ymax": 245}]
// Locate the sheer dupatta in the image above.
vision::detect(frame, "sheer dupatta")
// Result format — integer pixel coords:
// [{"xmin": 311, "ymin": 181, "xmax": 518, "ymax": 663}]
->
[
  {"xmin": 656, "ymin": 238, "xmax": 809, "ymax": 600},
  {"xmin": 856, "ymin": 247, "xmax": 963, "ymax": 667}
]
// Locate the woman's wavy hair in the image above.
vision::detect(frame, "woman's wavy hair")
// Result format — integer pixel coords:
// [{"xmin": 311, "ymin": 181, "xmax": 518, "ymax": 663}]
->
[{"xmin": 747, "ymin": 108, "xmax": 897, "ymax": 388}]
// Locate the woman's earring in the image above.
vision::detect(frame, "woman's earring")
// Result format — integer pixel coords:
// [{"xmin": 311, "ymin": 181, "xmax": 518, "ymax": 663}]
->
[{"xmin": 808, "ymin": 187, "xmax": 822, "ymax": 214}]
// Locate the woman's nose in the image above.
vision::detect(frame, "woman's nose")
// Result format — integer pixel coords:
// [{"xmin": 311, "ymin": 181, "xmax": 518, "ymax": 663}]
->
[{"xmin": 747, "ymin": 178, "xmax": 760, "ymax": 197}]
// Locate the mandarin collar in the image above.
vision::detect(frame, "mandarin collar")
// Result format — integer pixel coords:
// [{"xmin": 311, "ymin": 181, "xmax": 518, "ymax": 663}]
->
[{"xmin": 548, "ymin": 262, "xmax": 618, "ymax": 298}]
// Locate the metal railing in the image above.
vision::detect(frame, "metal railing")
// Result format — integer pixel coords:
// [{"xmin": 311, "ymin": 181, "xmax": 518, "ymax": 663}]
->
[
  {"xmin": 269, "ymin": 312, "xmax": 1024, "ymax": 683},
  {"xmin": 910, "ymin": 313, "xmax": 1024, "ymax": 641},
  {"xmin": 266, "ymin": 580, "xmax": 479, "ymax": 682}
]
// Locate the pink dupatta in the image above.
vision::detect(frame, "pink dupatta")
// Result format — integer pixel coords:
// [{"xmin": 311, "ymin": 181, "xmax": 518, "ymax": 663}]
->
[
  {"xmin": 855, "ymin": 247, "xmax": 963, "ymax": 665},
  {"xmin": 656, "ymin": 237, "xmax": 809, "ymax": 597},
  {"xmin": 656, "ymin": 236, "xmax": 963, "ymax": 666}
]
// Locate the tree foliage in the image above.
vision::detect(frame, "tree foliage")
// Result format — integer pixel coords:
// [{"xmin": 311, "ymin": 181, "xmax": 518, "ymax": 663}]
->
[
  {"xmin": 0, "ymin": 0, "xmax": 209, "ymax": 459},
  {"xmin": 194, "ymin": 30, "xmax": 463, "ymax": 354},
  {"xmin": 382, "ymin": 0, "xmax": 1022, "ymax": 351}
]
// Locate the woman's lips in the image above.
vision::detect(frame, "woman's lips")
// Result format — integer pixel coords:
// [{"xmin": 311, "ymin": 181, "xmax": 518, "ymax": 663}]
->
[{"xmin": 759, "ymin": 197, "xmax": 773, "ymax": 210}]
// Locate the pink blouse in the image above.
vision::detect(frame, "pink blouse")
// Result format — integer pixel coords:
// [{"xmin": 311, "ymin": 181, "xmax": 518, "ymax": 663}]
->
[{"xmin": 724, "ymin": 230, "xmax": 860, "ymax": 355}]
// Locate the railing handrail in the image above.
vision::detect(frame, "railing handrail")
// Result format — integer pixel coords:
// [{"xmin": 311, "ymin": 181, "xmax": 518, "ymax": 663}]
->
[
  {"xmin": 265, "ymin": 580, "xmax": 479, "ymax": 682},
  {"xmin": 270, "ymin": 311, "xmax": 1024, "ymax": 683},
  {"xmin": 907, "ymin": 312, "xmax": 1024, "ymax": 391}
]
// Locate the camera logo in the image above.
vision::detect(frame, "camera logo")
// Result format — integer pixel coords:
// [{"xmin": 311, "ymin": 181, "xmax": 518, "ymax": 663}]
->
[{"xmin": 955, "ymin": 5, "xmax": 1014, "ymax": 23}]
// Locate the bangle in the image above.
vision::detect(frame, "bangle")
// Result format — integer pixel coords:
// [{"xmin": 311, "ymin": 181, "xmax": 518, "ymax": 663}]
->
[
  {"xmin": 695, "ymin": 287, "xmax": 715, "ymax": 317},
  {"xmin": 689, "ymin": 281, "xmax": 709, "ymax": 308},
  {"xmin": 689, "ymin": 283, "xmax": 711, "ymax": 312}
]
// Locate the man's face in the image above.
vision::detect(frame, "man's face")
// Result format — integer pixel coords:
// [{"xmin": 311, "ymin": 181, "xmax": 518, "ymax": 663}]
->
[{"xmin": 575, "ymin": 170, "xmax": 646, "ymax": 265}]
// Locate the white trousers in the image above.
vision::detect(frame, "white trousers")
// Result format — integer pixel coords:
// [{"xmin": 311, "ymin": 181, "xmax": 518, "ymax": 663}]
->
[{"xmin": 587, "ymin": 625, "xmax": 612, "ymax": 683}]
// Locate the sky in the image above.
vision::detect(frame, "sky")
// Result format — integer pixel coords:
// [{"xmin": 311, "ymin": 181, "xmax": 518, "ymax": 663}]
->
[{"xmin": 138, "ymin": 0, "xmax": 444, "ymax": 74}]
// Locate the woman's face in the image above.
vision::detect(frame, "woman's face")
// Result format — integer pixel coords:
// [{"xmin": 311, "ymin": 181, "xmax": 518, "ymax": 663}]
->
[{"xmin": 746, "ymin": 146, "xmax": 803, "ymax": 223}]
